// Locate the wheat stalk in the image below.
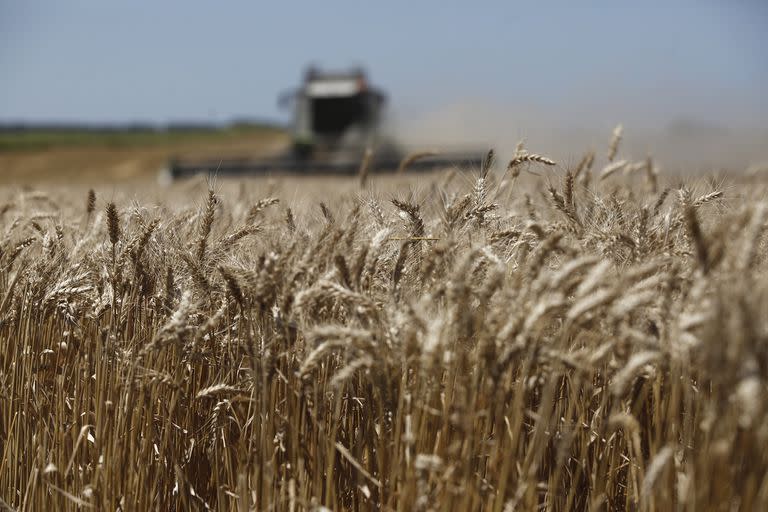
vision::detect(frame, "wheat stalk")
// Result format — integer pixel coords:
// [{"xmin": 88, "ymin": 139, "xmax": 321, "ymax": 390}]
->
[{"xmin": 397, "ymin": 150, "xmax": 438, "ymax": 174}]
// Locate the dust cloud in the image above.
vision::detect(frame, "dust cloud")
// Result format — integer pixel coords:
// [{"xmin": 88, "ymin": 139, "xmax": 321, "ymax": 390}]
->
[{"xmin": 389, "ymin": 100, "xmax": 768, "ymax": 173}]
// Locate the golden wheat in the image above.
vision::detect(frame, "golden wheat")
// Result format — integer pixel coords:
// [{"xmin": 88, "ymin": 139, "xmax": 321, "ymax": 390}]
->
[{"xmin": 0, "ymin": 141, "xmax": 766, "ymax": 511}]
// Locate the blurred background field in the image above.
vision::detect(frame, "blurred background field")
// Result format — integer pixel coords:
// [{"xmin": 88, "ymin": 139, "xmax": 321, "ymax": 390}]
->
[{"xmin": 0, "ymin": 123, "xmax": 286, "ymax": 183}]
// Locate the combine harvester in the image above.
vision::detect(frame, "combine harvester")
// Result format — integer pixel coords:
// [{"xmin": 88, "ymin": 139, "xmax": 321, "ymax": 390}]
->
[{"xmin": 165, "ymin": 67, "xmax": 483, "ymax": 178}]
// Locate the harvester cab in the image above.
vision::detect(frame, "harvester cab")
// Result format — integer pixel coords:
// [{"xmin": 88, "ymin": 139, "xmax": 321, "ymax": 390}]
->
[{"xmin": 280, "ymin": 67, "xmax": 387, "ymax": 160}]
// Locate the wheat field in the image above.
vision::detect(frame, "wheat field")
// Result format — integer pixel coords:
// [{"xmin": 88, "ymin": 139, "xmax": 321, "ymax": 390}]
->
[{"xmin": 0, "ymin": 141, "xmax": 766, "ymax": 511}]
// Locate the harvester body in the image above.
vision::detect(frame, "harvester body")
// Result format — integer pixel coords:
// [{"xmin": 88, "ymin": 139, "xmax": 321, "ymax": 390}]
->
[
  {"xmin": 166, "ymin": 67, "xmax": 480, "ymax": 178},
  {"xmin": 287, "ymin": 68, "xmax": 387, "ymax": 161}
]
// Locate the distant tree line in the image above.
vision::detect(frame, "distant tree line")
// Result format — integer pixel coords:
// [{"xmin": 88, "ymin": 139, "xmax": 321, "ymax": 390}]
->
[{"xmin": 0, "ymin": 119, "xmax": 283, "ymax": 133}]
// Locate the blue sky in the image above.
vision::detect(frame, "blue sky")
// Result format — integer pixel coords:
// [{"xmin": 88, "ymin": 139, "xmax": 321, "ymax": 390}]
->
[{"xmin": 1, "ymin": 0, "xmax": 767, "ymax": 137}]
